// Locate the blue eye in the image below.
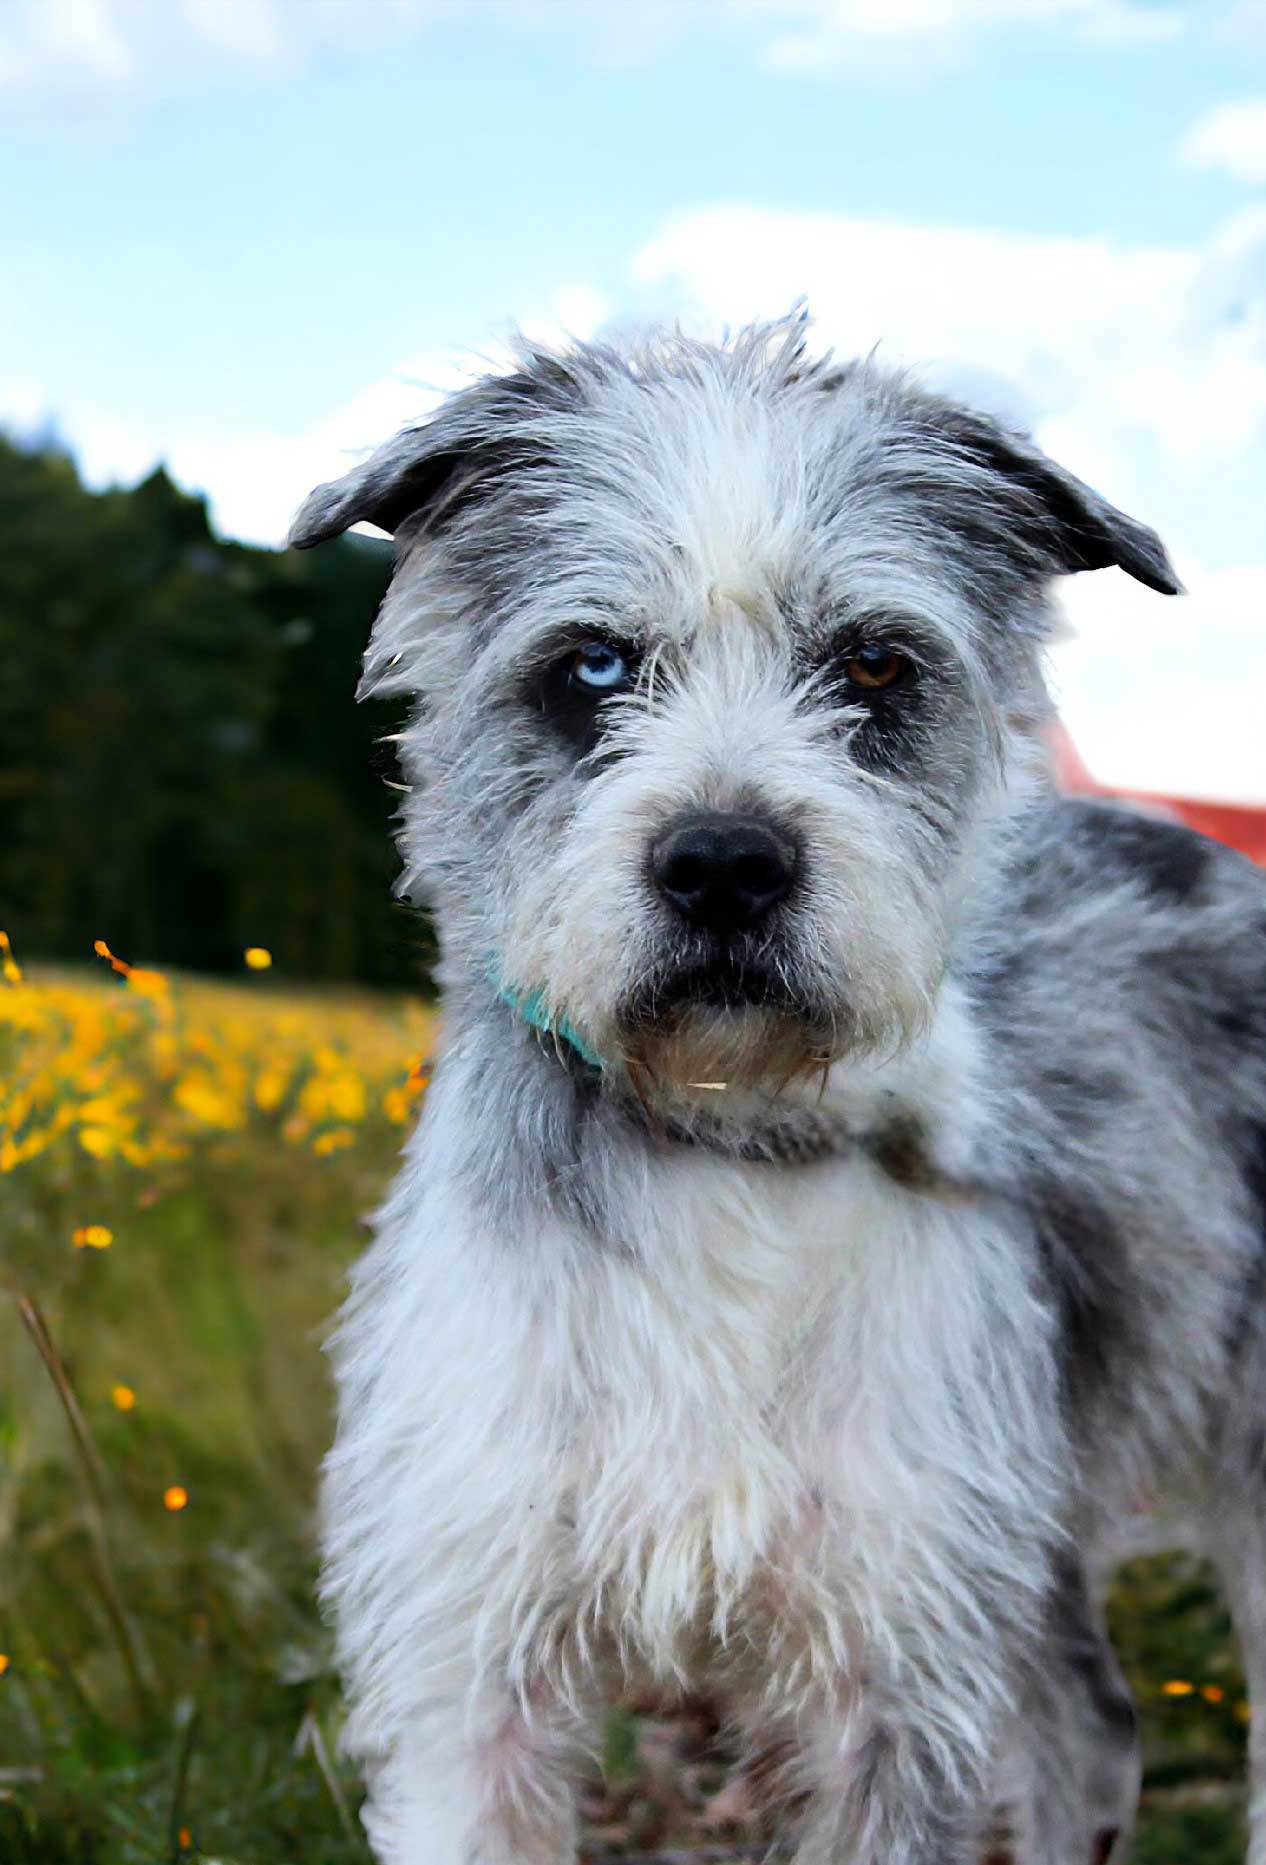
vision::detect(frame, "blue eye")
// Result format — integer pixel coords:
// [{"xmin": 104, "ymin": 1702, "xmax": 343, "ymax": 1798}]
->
[{"xmin": 570, "ymin": 641, "xmax": 630, "ymax": 694}]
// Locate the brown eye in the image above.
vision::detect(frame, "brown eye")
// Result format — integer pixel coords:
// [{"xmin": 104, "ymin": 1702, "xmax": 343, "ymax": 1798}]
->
[{"xmin": 843, "ymin": 645, "xmax": 908, "ymax": 691}]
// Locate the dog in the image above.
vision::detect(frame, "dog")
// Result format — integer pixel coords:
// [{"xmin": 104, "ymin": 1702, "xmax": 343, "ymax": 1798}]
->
[{"xmin": 290, "ymin": 317, "xmax": 1266, "ymax": 1865}]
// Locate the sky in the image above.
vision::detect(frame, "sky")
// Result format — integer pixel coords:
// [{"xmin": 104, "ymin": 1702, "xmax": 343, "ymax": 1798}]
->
[{"xmin": 3, "ymin": 0, "xmax": 1264, "ymax": 799}]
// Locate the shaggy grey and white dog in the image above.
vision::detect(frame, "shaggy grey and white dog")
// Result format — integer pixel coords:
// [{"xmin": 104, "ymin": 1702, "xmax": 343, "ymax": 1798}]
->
[{"xmin": 290, "ymin": 318, "xmax": 1266, "ymax": 1865}]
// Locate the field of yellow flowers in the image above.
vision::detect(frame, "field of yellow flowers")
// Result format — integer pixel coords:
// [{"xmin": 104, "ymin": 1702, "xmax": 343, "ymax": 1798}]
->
[
  {"xmin": 0, "ymin": 937, "xmax": 435, "ymax": 1861},
  {"xmin": 0, "ymin": 934, "xmax": 1255, "ymax": 1862}
]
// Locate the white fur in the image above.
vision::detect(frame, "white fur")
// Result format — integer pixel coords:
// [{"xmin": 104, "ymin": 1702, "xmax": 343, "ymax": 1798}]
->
[{"xmin": 323, "ymin": 1007, "xmax": 1062, "ymax": 1863}]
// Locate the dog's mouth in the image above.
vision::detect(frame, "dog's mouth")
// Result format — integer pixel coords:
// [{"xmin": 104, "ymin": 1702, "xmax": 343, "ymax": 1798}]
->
[
  {"xmin": 615, "ymin": 952, "xmax": 837, "ymax": 1096},
  {"xmin": 619, "ymin": 952, "xmax": 816, "ymax": 1032}
]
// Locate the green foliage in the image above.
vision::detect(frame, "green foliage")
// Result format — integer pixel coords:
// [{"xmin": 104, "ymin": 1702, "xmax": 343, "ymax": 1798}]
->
[
  {"xmin": 0, "ymin": 434, "xmax": 427, "ymax": 988},
  {"xmin": 1109, "ymin": 1551, "xmax": 1247, "ymax": 1791},
  {"xmin": 1133, "ymin": 1797, "xmax": 1244, "ymax": 1864}
]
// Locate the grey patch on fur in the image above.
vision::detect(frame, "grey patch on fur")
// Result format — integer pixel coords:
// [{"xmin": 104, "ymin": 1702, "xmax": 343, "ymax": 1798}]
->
[{"xmin": 1066, "ymin": 804, "xmax": 1213, "ymax": 905}]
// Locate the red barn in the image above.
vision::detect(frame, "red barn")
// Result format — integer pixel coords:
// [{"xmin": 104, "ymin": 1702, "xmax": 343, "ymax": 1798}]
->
[{"xmin": 1052, "ymin": 727, "xmax": 1266, "ymax": 865}]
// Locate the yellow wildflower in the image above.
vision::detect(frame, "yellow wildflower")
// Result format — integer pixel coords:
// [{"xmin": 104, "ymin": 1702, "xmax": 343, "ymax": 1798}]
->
[
  {"xmin": 325, "ymin": 1072, "xmax": 365, "ymax": 1121},
  {"xmin": 173, "ymin": 1074, "xmax": 244, "ymax": 1130},
  {"xmin": 1161, "ymin": 1680, "xmax": 1194, "ymax": 1698},
  {"xmin": 244, "ymin": 947, "xmax": 272, "ymax": 970},
  {"xmin": 126, "ymin": 967, "xmax": 171, "ymax": 1006},
  {"xmin": 4, "ymin": 952, "xmax": 436, "ymax": 1183},
  {"xmin": 0, "ymin": 930, "xmax": 21, "ymax": 984},
  {"xmin": 163, "ymin": 1486, "xmax": 188, "ymax": 1512},
  {"xmin": 78, "ymin": 1127, "xmax": 120, "ymax": 1159},
  {"xmin": 253, "ymin": 1066, "xmax": 289, "ymax": 1112},
  {"xmin": 312, "ymin": 1126, "xmax": 356, "ymax": 1156},
  {"xmin": 77, "ymin": 1094, "xmax": 135, "ymax": 1129},
  {"xmin": 72, "ymin": 1224, "xmax": 114, "ymax": 1250},
  {"xmin": 111, "ymin": 1384, "xmax": 136, "ymax": 1411},
  {"xmin": 93, "ymin": 938, "xmax": 132, "ymax": 976}
]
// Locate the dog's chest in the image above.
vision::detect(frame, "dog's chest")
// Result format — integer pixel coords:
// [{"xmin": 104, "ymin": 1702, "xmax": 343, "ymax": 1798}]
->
[{"xmin": 538, "ymin": 1154, "xmax": 968, "ymax": 1682}]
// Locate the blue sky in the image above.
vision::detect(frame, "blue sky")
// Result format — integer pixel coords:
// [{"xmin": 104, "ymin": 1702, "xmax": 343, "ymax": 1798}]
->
[{"xmin": 3, "ymin": 0, "xmax": 1264, "ymax": 796}]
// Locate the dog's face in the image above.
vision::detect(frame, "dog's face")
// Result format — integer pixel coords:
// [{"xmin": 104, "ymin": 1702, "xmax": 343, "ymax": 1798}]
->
[{"xmin": 293, "ymin": 322, "xmax": 1177, "ymax": 1097}]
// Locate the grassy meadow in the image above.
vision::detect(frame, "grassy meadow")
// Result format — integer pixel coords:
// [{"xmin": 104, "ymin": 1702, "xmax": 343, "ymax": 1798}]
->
[{"xmin": 0, "ymin": 940, "xmax": 1253, "ymax": 1861}]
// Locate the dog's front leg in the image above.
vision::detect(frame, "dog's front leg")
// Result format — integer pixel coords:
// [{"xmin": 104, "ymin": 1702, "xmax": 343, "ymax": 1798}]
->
[
  {"xmin": 356, "ymin": 1684, "xmax": 583, "ymax": 1865},
  {"xmin": 321, "ymin": 1133, "xmax": 593, "ymax": 1864},
  {"xmin": 332, "ymin": 1485, "xmax": 590, "ymax": 1865},
  {"xmin": 327, "ymin": 1445, "xmax": 588, "ymax": 1865}
]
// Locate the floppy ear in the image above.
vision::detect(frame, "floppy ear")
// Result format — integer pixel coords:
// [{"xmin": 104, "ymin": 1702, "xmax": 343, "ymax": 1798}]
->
[
  {"xmin": 937, "ymin": 407, "xmax": 1183, "ymax": 596},
  {"xmin": 288, "ymin": 430, "xmax": 472, "ymax": 549},
  {"xmin": 287, "ymin": 351, "xmax": 585, "ymax": 551}
]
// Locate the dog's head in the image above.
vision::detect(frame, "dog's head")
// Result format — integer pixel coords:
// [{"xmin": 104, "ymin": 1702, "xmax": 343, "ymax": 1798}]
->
[{"xmin": 293, "ymin": 319, "xmax": 1178, "ymax": 1098}]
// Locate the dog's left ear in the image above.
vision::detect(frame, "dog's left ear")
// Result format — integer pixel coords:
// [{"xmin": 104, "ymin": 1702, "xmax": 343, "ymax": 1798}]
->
[{"xmin": 936, "ymin": 407, "xmax": 1183, "ymax": 597}]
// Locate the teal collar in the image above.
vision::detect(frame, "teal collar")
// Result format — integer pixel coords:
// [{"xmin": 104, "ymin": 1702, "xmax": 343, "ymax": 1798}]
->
[
  {"xmin": 494, "ymin": 975, "xmax": 607, "ymax": 1071},
  {"xmin": 490, "ymin": 967, "xmax": 884, "ymax": 1170}
]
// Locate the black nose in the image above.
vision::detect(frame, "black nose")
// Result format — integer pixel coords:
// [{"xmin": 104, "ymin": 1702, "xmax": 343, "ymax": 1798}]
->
[{"xmin": 650, "ymin": 812, "xmax": 797, "ymax": 935}]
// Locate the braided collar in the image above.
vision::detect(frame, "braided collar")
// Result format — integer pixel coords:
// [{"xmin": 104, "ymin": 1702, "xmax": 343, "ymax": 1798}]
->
[
  {"xmin": 492, "ymin": 973, "xmax": 968, "ymax": 1183},
  {"xmin": 494, "ymin": 969, "xmax": 841, "ymax": 1158}
]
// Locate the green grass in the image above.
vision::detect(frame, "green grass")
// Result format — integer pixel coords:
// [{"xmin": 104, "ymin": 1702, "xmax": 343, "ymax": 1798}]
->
[
  {"xmin": 0, "ymin": 1130, "xmax": 392, "ymax": 1863},
  {"xmin": 0, "ymin": 980, "xmax": 1253, "ymax": 1860}
]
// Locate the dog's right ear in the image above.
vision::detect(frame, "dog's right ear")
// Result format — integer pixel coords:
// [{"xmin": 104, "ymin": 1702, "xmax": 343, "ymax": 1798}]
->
[
  {"xmin": 287, "ymin": 354, "xmax": 584, "ymax": 551},
  {"xmin": 288, "ymin": 426, "xmax": 474, "ymax": 550},
  {"xmin": 928, "ymin": 403, "xmax": 1183, "ymax": 597}
]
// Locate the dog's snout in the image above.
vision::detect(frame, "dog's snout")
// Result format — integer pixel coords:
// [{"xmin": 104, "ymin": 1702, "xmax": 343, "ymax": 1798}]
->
[{"xmin": 651, "ymin": 813, "xmax": 796, "ymax": 935}]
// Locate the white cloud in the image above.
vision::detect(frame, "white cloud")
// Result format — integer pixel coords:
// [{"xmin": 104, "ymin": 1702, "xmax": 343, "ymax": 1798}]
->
[
  {"xmin": 0, "ymin": 0, "xmax": 1194, "ymax": 95},
  {"xmin": 0, "ymin": 358, "xmax": 450, "ymax": 547},
  {"xmin": 0, "ymin": 0, "xmax": 442, "ymax": 94},
  {"xmin": 177, "ymin": 0, "xmax": 291, "ymax": 68},
  {"xmin": 1214, "ymin": 1, "xmax": 1266, "ymax": 50},
  {"xmin": 1181, "ymin": 95, "xmax": 1266, "ymax": 183},
  {"xmin": 0, "ymin": 0, "xmax": 130, "ymax": 91},
  {"xmin": 755, "ymin": 0, "xmax": 1184, "ymax": 71},
  {"xmin": 183, "ymin": 285, "xmax": 612, "ymax": 542},
  {"xmin": 1052, "ymin": 562, "xmax": 1266, "ymax": 802}
]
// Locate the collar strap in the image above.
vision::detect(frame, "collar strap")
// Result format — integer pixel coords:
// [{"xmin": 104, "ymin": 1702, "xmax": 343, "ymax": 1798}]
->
[
  {"xmin": 491, "ymin": 970, "xmax": 843, "ymax": 1158},
  {"xmin": 494, "ymin": 976, "xmax": 608, "ymax": 1072},
  {"xmin": 491, "ymin": 969, "xmax": 964, "ymax": 1189},
  {"xmin": 649, "ymin": 1102, "xmax": 857, "ymax": 1165}
]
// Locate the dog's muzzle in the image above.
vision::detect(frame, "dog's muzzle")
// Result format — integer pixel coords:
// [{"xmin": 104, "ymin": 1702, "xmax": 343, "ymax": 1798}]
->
[{"xmin": 623, "ymin": 810, "xmax": 815, "ymax": 1031}]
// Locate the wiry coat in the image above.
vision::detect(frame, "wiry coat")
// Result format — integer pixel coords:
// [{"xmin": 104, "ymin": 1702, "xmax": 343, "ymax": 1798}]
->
[{"xmin": 291, "ymin": 320, "xmax": 1266, "ymax": 1865}]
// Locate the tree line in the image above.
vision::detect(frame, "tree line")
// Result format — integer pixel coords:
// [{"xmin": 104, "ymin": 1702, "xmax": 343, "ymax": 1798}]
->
[{"xmin": 0, "ymin": 434, "xmax": 433, "ymax": 988}]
